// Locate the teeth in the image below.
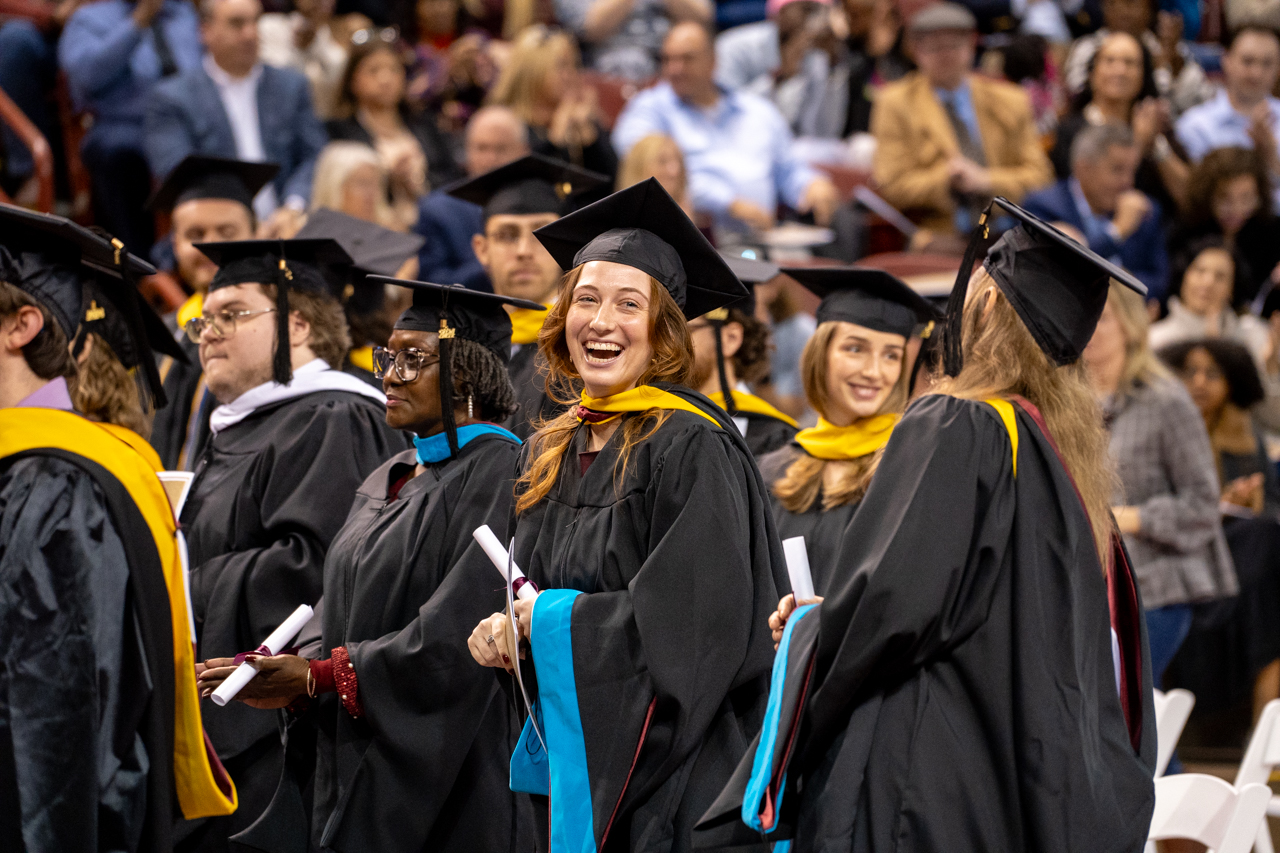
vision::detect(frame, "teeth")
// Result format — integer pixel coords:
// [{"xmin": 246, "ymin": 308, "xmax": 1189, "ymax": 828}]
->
[{"xmin": 586, "ymin": 342, "xmax": 621, "ymax": 352}]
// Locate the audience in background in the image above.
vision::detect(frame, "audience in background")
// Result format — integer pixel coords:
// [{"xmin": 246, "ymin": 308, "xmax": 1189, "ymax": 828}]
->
[
  {"xmin": 1255, "ymin": 285, "xmax": 1280, "ymax": 431},
  {"xmin": 1084, "ymin": 280, "xmax": 1237, "ymax": 690},
  {"xmin": 615, "ymin": 132, "xmax": 693, "ymax": 215},
  {"xmin": 145, "ymin": 0, "xmax": 327, "ymax": 237},
  {"xmin": 310, "ymin": 140, "xmax": 406, "ymax": 228},
  {"xmin": 414, "ymin": 104, "xmax": 530, "ymax": 288},
  {"xmin": 556, "ymin": 0, "xmax": 711, "ymax": 79},
  {"xmin": 868, "ymin": 3, "xmax": 1052, "ymax": 238},
  {"xmin": 408, "ymin": 0, "xmax": 499, "ymax": 129},
  {"xmin": 754, "ymin": 271, "xmax": 816, "ymax": 419},
  {"xmin": 1024, "ymin": 122, "xmax": 1168, "ymax": 299},
  {"xmin": 487, "ymin": 26, "xmax": 619, "ymax": 175},
  {"xmin": 59, "ymin": 0, "xmax": 202, "ymax": 253},
  {"xmin": 613, "ymin": 20, "xmax": 838, "ymax": 234},
  {"xmin": 1150, "ymin": 236, "xmax": 1270, "ymax": 362},
  {"xmin": 258, "ymin": 0, "xmax": 349, "ymax": 118}
]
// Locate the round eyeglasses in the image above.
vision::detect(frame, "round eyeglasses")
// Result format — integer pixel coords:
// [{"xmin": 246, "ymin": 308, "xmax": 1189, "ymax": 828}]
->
[
  {"xmin": 183, "ymin": 308, "xmax": 276, "ymax": 341},
  {"xmin": 373, "ymin": 346, "xmax": 440, "ymax": 382}
]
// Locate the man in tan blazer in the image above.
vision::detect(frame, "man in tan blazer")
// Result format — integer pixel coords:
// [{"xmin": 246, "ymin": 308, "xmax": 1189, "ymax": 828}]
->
[{"xmin": 870, "ymin": 2, "xmax": 1053, "ymax": 235}]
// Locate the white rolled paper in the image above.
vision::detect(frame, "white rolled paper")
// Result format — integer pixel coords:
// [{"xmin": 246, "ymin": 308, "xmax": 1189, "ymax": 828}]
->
[
  {"xmin": 473, "ymin": 524, "xmax": 538, "ymax": 601},
  {"xmin": 210, "ymin": 603, "xmax": 315, "ymax": 707},
  {"xmin": 782, "ymin": 536, "xmax": 816, "ymax": 602}
]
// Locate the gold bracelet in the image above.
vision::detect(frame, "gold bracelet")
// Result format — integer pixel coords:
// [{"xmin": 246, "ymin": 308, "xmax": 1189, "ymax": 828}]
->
[{"xmin": 306, "ymin": 666, "xmax": 316, "ymax": 699}]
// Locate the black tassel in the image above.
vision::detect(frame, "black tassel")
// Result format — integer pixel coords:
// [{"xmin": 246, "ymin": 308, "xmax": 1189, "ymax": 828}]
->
[
  {"xmin": 110, "ymin": 239, "xmax": 167, "ymax": 409},
  {"xmin": 438, "ymin": 314, "xmax": 459, "ymax": 458},
  {"xmin": 707, "ymin": 308, "xmax": 736, "ymax": 415},
  {"xmin": 273, "ymin": 257, "xmax": 293, "ymax": 385},
  {"xmin": 942, "ymin": 209, "xmax": 994, "ymax": 378}
]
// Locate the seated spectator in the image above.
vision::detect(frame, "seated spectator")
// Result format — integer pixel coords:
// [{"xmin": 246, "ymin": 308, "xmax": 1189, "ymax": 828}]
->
[
  {"xmin": 311, "ymin": 140, "xmax": 406, "ymax": 229},
  {"xmin": 1023, "ymin": 123, "xmax": 1168, "ymax": 299},
  {"xmin": 1051, "ymin": 31, "xmax": 1189, "ymax": 215},
  {"xmin": 1176, "ymin": 24, "xmax": 1280, "ymax": 211},
  {"xmin": 326, "ymin": 32, "xmax": 463, "ymax": 222},
  {"xmin": 485, "ymin": 25, "xmax": 619, "ymax": 177},
  {"xmin": 1150, "ymin": 237, "xmax": 1270, "ymax": 362},
  {"xmin": 145, "ymin": 0, "xmax": 329, "ymax": 238},
  {"xmin": 1083, "ymin": 279, "xmax": 1237, "ymax": 690},
  {"xmin": 616, "ymin": 132, "xmax": 694, "ymax": 216},
  {"xmin": 414, "ymin": 104, "xmax": 531, "ymax": 289},
  {"xmin": 407, "ymin": 0, "xmax": 499, "ymax": 129},
  {"xmin": 58, "ymin": 0, "xmax": 202, "ymax": 253},
  {"xmin": 1171, "ymin": 148, "xmax": 1280, "ymax": 305},
  {"xmin": 613, "ymin": 20, "xmax": 839, "ymax": 233},
  {"xmin": 555, "ymin": 0, "xmax": 711, "ymax": 80},
  {"xmin": 258, "ymin": 0, "xmax": 348, "ymax": 119},
  {"xmin": 1161, "ymin": 337, "xmax": 1280, "ymax": 515},
  {"xmin": 1062, "ymin": 0, "xmax": 1214, "ymax": 117},
  {"xmin": 867, "ymin": 3, "xmax": 1052, "ymax": 236}
]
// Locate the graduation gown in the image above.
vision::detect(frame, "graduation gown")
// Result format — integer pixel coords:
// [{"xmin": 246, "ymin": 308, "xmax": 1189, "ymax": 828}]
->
[
  {"xmin": 311, "ymin": 438, "xmax": 535, "ymax": 853},
  {"xmin": 734, "ymin": 412, "xmax": 797, "ymax": 460},
  {"xmin": 152, "ymin": 335, "xmax": 212, "ymax": 471},
  {"xmin": 700, "ymin": 395, "xmax": 1157, "ymax": 853},
  {"xmin": 757, "ymin": 444, "xmax": 859, "ymax": 595},
  {"xmin": 506, "ymin": 343, "xmax": 573, "ymax": 440},
  {"xmin": 511, "ymin": 385, "xmax": 783, "ymax": 853},
  {"xmin": 179, "ymin": 390, "xmax": 408, "ymax": 847}
]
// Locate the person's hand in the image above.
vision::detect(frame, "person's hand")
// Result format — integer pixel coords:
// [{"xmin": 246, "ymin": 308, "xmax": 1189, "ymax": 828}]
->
[
  {"xmin": 1249, "ymin": 103, "xmax": 1280, "ymax": 173},
  {"xmin": 294, "ymin": 14, "xmax": 319, "ymax": 50},
  {"xmin": 1131, "ymin": 98, "xmax": 1161, "ymax": 152},
  {"xmin": 196, "ymin": 654, "xmax": 309, "ymax": 709},
  {"xmin": 948, "ymin": 156, "xmax": 992, "ymax": 195},
  {"xmin": 132, "ymin": 0, "xmax": 164, "ymax": 28},
  {"xmin": 728, "ymin": 198, "xmax": 776, "ymax": 232},
  {"xmin": 1112, "ymin": 190, "xmax": 1152, "ymax": 240},
  {"xmin": 768, "ymin": 593, "xmax": 825, "ymax": 648},
  {"xmin": 389, "ymin": 148, "xmax": 427, "ymax": 198},
  {"xmin": 468, "ymin": 595, "xmax": 536, "ymax": 673},
  {"xmin": 257, "ymin": 206, "xmax": 305, "ymax": 239},
  {"xmin": 548, "ymin": 88, "xmax": 600, "ymax": 149},
  {"xmin": 1112, "ymin": 505, "xmax": 1142, "ymax": 535},
  {"xmin": 1223, "ymin": 474, "xmax": 1265, "ymax": 513},
  {"xmin": 797, "ymin": 176, "xmax": 840, "ymax": 226}
]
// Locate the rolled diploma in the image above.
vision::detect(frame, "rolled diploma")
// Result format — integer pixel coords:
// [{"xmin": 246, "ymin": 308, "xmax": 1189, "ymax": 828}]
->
[
  {"xmin": 210, "ymin": 603, "xmax": 315, "ymax": 707},
  {"xmin": 782, "ymin": 536, "xmax": 816, "ymax": 602},
  {"xmin": 473, "ymin": 524, "xmax": 538, "ymax": 601}
]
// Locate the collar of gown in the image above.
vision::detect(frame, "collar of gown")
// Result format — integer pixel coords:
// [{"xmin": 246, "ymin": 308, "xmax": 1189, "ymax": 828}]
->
[{"xmin": 209, "ymin": 358, "xmax": 386, "ymax": 434}]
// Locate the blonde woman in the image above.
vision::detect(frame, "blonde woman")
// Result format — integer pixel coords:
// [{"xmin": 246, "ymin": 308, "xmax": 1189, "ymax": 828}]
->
[
  {"xmin": 310, "ymin": 141, "xmax": 410, "ymax": 231},
  {"xmin": 617, "ymin": 132, "xmax": 694, "ymax": 218},
  {"xmin": 759, "ymin": 267, "xmax": 937, "ymax": 590},
  {"xmin": 486, "ymin": 26, "xmax": 618, "ymax": 177}
]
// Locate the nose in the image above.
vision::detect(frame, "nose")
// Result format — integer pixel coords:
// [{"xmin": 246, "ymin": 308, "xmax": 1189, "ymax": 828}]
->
[
  {"xmin": 587, "ymin": 302, "xmax": 616, "ymax": 334},
  {"xmin": 515, "ymin": 230, "xmax": 537, "ymax": 258}
]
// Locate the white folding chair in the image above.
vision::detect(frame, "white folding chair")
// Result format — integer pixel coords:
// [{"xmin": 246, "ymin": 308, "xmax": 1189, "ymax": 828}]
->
[
  {"xmin": 1153, "ymin": 688, "xmax": 1196, "ymax": 777},
  {"xmin": 1234, "ymin": 699, "xmax": 1280, "ymax": 853},
  {"xmin": 1147, "ymin": 774, "xmax": 1270, "ymax": 853}
]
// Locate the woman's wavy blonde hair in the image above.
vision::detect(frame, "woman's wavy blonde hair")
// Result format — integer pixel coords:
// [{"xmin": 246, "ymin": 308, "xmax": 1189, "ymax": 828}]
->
[
  {"xmin": 485, "ymin": 26, "xmax": 578, "ymax": 127},
  {"xmin": 772, "ymin": 321, "xmax": 910, "ymax": 513},
  {"xmin": 72, "ymin": 333, "xmax": 150, "ymax": 438},
  {"xmin": 514, "ymin": 265, "xmax": 694, "ymax": 514},
  {"xmin": 934, "ymin": 271, "xmax": 1117, "ymax": 567}
]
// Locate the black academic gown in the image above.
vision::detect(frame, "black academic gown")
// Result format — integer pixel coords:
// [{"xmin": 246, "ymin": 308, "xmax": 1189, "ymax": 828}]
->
[
  {"xmin": 178, "ymin": 391, "xmax": 408, "ymax": 850},
  {"xmin": 310, "ymin": 438, "xmax": 535, "ymax": 853},
  {"xmin": 512, "ymin": 385, "xmax": 783, "ymax": 853},
  {"xmin": 735, "ymin": 412, "xmax": 796, "ymax": 460},
  {"xmin": 152, "ymin": 335, "xmax": 211, "ymax": 470},
  {"xmin": 700, "ymin": 395, "xmax": 1157, "ymax": 853},
  {"xmin": 0, "ymin": 450, "xmax": 175, "ymax": 853},
  {"xmin": 506, "ymin": 342, "xmax": 573, "ymax": 440},
  {"xmin": 758, "ymin": 444, "xmax": 859, "ymax": 595}
]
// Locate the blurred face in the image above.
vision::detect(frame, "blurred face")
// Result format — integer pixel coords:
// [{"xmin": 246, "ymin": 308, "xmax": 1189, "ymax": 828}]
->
[
  {"xmin": 416, "ymin": 0, "xmax": 457, "ymax": 37},
  {"xmin": 198, "ymin": 283, "xmax": 278, "ymax": 404},
  {"xmin": 465, "ymin": 112, "xmax": 529, "ymax": 176},
  {"xmin": 1101, "ymin": 0, "xmax": 1151, "ymax": 36},
  {"xmin": 662, "ymin": 24, "xmax": 717, "ymax": 102},
  {"xmin": 1213, "ymin": 173, "xmax": 1262, "ymax": 237},
  {"xmin": 171, "ymin": 198, "xmax": 254, "ymax": 294},
  {"xmin": 687, "ymin": 317, "xmax": 743, "ymax": 392},
  {"xmin": 1224, "ymin": 31, "xmax": 1280, "ymax": 106},
  {"xmin": 1180, "ymin": 247, "xmax": 1235, "ymax": 316},
  {"xmin": 203, "ymin": 0, "xmax": 262, "ymax": 77},
  {"xmin": 1075, "ymin": 143, "xmax": 1139, "ymax": 212},
  {"xmin": 1180, "ymin": 346, "xmax": 1230, "ymax": 420},
  {"xmin": 910, "ymin": 29, "xmax": 976, "ymax": 90},
  {"xmin": 565, "ymin": 262, "xmax": 655, "ymax": 398},
  {"xmin": 1090, "ymin": 33, "xmax": 1144, "ymax": 105},
  {"xmin": 541, "ymin": 44, "xmax": 578, "ymax": 105},
  {"xmin": 822, "ymin": 322, "xmax": 905, "ymax": 425},
  {"xmin": 472, "ymin": 213, "xmax": 562, "ymax": 303},
  {"xmin": 1083, "ymin": 300, "xmax": 1128, "ymax": 379},
  {"xmin": 381, "ymin": 329, "xmax": 444, "ymax": 434},
  {"xmin": 648, "ymin": 141, "xmax": 685, "ymax": 197},
  {"xmin": 341, "ymin": 164, "xmax": 383, "ymax": 222},
  {"xmin": 351, "ymin": 48, "xmax": 406, "ymax": 111}
]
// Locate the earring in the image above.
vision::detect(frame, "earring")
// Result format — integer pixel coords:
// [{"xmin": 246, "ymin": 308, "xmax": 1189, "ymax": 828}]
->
[{"xmin": 468, "ymin": 395, "xmax": 474, "ymax": 420}]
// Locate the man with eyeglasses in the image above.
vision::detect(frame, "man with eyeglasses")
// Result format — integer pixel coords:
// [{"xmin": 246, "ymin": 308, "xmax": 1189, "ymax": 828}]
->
[{"xmin": 175, "ymin": 237, "xmax": 407, "ymax": 849}]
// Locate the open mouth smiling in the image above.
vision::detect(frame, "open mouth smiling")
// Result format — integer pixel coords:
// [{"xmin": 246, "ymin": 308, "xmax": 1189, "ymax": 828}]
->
[{"xmin": 583, "ymin": 341, "xmax": 623, "ymax": 365}]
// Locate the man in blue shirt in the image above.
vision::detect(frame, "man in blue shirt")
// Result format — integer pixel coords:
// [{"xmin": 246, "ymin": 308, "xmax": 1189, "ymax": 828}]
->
[
  {"xmin": 613, "ymin": 20, "xmax": 839, "ymax": 234},
  {"xmin": 1176, "ymin": 24, "xmax": 1280, "ymax": 210},
  {"xmin": 58, "ymin": 0, "xmax": 202, "ymax": 253}
]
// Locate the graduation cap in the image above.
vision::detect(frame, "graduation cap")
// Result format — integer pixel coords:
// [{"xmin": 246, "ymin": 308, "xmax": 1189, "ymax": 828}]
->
[
  {"xmin": 445, "ymin": 153, "xmax": 610, "ymax": 223},
  {"xmin": 784, "ymin": 266, "xmax": 940, "ymax": 339},
  {"xmin": 295, "ymin": 208, "xmax": 425, "ymax": 314},
  {"xmin": 0, "ymin": 203, "xmax": 171, "ymax": 406},
  {"xmin": 534, "ymin": 178, "xmax": 748, "ymax": 320},
  {"xmin": 942, "ymin": 197, "xmax": 1148, "ymax": 376},
  {"xmin": 78, "ymin": 276, "xmax": 189, "ymax": 371},
  {"xmin": 147, "ymin": 155, "xmax": 280, "ymax": 213},
  {"xmin": 376, "ymin": 275, "xmax": 545, "ymax": 458},
  {"xmin": 194, "ymin": 238, "xmax": 354, "ymax": 384}
]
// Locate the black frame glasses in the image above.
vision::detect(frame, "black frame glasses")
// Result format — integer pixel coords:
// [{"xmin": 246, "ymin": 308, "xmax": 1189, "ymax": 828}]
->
[
  {"xmin": 373, "ymin": 346, "xmax": 440, "ymax": 382},
  {"xmin": 183, "ymin": 308, "xmax": 276, "ymax": 341}
]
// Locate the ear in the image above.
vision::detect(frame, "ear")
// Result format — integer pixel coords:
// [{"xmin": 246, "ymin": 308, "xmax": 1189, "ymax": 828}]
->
[
  {"xmin": 2, "ymin": 305, "xmax": 45, "ymax": 353},
  {"xmin": 721, "ymin": 321, "xmax": 745, "ymax": 360},
  {"xmin": 472, "ymin": 232, "xmax": 489, "ymax": 269},
  {"xmin": 288, "ymin": 309, "xmax": 312, "ymax": 348}
]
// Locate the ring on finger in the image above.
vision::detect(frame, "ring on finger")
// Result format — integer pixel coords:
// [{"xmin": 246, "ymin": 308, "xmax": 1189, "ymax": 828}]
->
[{"xmin": 485, "ymin": 634, "xmax": 495, "ymax": 646}]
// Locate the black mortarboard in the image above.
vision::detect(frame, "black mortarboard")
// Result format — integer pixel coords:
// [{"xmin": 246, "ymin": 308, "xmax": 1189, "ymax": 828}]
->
[
  {"xmin": 785, "ymin": 266, "xmax": 940, "ymax": 339},
  {"xmin": 943, "ymin": 197, "xmax": 1147, "ymax": 375},
  {"xmin": 79, "ymin": 276, "xmax": 188, "ymax": 369},
  {"xmin": 147, "ymin": 155, "xmax": 279, "ymax": 212},
  {"xmin": 379, "ymin": 275, "xmax": 544, "ymax": 457},
  {"xmin": 295, "ymin": 208, "xmax": 424, "ymax": 313},
  {"xmin": 445, "ymin": 154, "xmax": 610, "ymax": 223},
  {"xmin": 534, "ymin": 178, "xmax": 748, "ymax": 320},
  {"xmin": 716, "ymin": 250, "xmax": 781, "ymax": 317},
  {"xmin": 194, "ymin": 238, "xmax": 353, "ymax": 384},
  {"xmin": 0, "ymin": 203, "xmax": 171, "ymax": 405}
]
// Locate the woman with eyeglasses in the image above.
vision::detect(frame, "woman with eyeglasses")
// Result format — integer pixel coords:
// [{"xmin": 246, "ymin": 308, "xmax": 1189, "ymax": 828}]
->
[
  {"xmin": 197, "ymin": 280, "xmax": 540, "ymax": 851},
  {"xmin": 173, "ymin": 238, "xmax": 409, "ymax": 847}
]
